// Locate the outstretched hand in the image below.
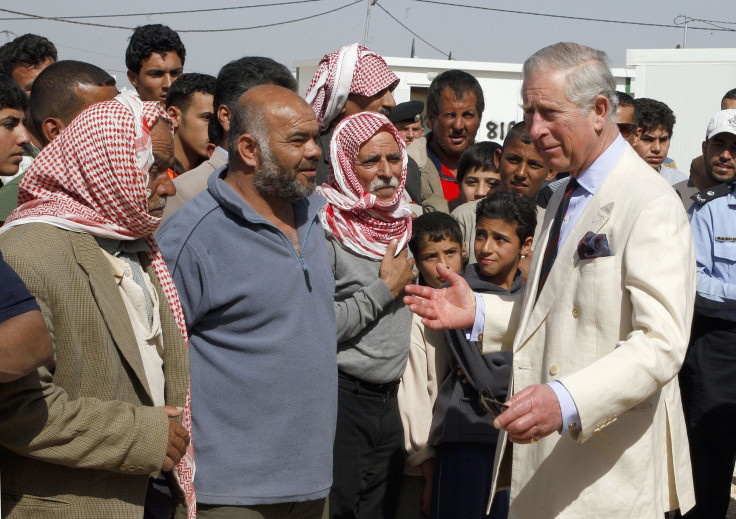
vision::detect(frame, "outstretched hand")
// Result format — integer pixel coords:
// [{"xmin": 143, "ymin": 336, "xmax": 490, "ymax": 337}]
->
[{"xmin": 403, "ymin": 263, "xmax": 476, "ymax": 330}]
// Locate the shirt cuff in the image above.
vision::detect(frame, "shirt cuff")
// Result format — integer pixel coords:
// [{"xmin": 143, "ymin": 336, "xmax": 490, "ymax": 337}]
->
[
  {"xmin": 546, "ymin": 380, "xmax": 580, "ymax": 435},
  {"xmin": 465, "ymin": 292, "xmax": 485, "ymax": 341}
]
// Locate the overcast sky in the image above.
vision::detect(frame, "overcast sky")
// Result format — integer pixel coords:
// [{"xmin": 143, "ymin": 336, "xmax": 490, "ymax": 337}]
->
[{"xmin": 1, "ymin": 0, "xmax": 734, "ymax": 89}]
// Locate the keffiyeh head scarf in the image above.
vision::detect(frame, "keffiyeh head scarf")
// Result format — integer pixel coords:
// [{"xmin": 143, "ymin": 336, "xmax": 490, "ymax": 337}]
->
[
  {"xmin": 317, "ymin": 112, "xmax": 413, "ymax": 260},
  {"xmin": 305, "ymin": 43, "xmax": 400, "ymax": 132},
  {"xmin": 3, "ymin": 92, "xmax": 197, "ymax": 518}
]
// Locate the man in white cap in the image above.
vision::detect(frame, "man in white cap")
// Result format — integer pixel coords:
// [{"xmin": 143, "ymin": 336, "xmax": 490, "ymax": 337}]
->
[
  {"xmin": 305, "ymin": 43, "xmax": 421, "ymax": 206},
  {"xmin": 679, "ymin": 109, "xmax": 736, "ymax": 519}
]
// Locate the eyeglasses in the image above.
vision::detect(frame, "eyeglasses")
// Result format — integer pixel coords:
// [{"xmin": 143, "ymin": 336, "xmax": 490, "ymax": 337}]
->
[
  {"xmin": 478, "ymin": 386, "xmax": 510, "ymax": 417},
  {"xmin": 617, "ymin": 123, "xmax": 638, "ymax": 139}
]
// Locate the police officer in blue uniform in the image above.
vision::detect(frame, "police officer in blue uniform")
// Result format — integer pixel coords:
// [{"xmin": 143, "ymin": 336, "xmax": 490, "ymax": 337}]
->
[{"xmin": 679, "ymin": 109, "xmax": 736, "ymax": 519}]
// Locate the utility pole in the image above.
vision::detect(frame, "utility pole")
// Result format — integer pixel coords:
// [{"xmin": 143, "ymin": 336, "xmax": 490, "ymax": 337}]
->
[
  {"xmin": 683, "ymin": 15, "xmax": 689, "ymax": 49},
  {"xmin": 363, "ymin": 0, "xmax": 376, "ymax": 46}
]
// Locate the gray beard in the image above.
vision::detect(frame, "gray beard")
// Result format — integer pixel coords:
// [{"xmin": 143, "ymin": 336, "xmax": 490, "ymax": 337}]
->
[{"xmin": 253, "ymin": 144, "xmax": 316, "ymax": 201}]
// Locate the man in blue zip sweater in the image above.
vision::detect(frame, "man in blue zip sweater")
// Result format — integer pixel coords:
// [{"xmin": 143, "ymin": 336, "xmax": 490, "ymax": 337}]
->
[{"xmin": 157, "ymin": 84, "xmax": 337, "ymax": 519}]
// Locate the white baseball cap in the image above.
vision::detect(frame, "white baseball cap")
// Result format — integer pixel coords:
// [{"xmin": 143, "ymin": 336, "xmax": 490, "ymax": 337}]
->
[{"xmin": 706, "ymin": 109, "xmax": 736, "ymax": 140}]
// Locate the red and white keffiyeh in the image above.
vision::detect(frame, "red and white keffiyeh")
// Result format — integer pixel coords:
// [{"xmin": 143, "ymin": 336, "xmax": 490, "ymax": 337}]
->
[
  {"xmin": 2, "ymin": 93, "xmax": 198, "ymax": 518},
  {"xmin": 305, "ymin": 43, "xmax": 399, "ymax": 132},
  {"xmin": 317, "ymin": 112, "xmax": 412, "ymax": 260}
]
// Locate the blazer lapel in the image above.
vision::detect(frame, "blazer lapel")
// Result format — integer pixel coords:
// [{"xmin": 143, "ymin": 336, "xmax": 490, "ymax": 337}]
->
[
  {"xmin": 516, "ymin": 171, "xmax": 619, "ymax": 350},
  {"xmin": 70, "ymin": 232, "xmax": 154, "ymax": 403}
]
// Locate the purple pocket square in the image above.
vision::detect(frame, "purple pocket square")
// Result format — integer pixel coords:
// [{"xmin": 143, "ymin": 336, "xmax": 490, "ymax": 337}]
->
[{"xmin": 578, "ymin": 231, "xmax": 611, "ymax": 259}]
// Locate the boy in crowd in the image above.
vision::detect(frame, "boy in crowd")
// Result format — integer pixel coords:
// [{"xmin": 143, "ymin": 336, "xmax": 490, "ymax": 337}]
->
[
  {"xmin": 632, "ymin": 97, "xmax": 688, "ymax": 185},
  {"xmin": 398, "ymin": 212, "xmax": 466, "ymax": 519},
  {"xmin": 399, "ymin": 192, "xmax": 535, "ymax": 519},
  {"xmin": 453, "ymin": 122, "xmax": 552, "ymax": 265},
  {"xmin": 125, "ymin": 24, "xmax": 185, "ymax": 105},
  {"xmin": 449, "ymin": 141, "xmax": 502, "ymax": 212},
  {"xmin": 0, "ymin": 75, "xmax": 29, "ymax": 184},
  {"xmin": 164, "ymin": 72, "xmax": 215, "ymax": 177}
]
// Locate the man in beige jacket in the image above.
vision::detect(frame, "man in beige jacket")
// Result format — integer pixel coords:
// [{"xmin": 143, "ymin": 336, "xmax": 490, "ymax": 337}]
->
[
  {"xmin": 405, "ymin": 42, "xmax": 696, "ymax": 518},
  {"xmin": 0, "ymin": 94, "xmax": 190, "ymax": 518}
]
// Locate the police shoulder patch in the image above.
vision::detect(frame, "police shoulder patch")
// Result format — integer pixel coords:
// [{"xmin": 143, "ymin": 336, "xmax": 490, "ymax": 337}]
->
[{"xmin": 690, "ymin": 183, "xmax": 732, "ymax": 206}]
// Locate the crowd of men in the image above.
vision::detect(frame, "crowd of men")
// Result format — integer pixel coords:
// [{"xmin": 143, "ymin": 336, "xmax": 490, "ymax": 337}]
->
[{"xmin": 0, "ymin": 23, "xmax": 734, "ymax": 519}]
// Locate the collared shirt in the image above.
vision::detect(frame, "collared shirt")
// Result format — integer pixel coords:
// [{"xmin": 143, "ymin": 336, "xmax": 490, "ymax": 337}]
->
[
  {"xmin": 558, "ymin": 135, "xmax": 626, "ymax": 251},
  {"xmin": 215, "ymin": 146, "xmax": 228, "ymax": 160},
  {"xmin": 470, "ymin": 135, "xmax": 627, "ymax": 435},
  {"xmin": 688, "ymin": 184, "xmax": 736, "ymax": 321},
  {"xmin": 98, "ymin": 241, "xmax": 166, "ymax": 407}
]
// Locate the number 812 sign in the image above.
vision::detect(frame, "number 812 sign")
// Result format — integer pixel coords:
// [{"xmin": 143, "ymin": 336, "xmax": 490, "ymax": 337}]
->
[{"xmin": 486, "ymin": 120, "xmax": 517, "ymax": 141}]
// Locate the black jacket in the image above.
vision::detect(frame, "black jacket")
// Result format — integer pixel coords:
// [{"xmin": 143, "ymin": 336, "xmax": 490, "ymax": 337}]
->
[{"xmin": 428, "ymin": 264, "xmax": 522, "ymax": 445}]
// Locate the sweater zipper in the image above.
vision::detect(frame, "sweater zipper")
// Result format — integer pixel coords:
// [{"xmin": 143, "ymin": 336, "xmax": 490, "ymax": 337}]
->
[
  {"xmin": 246, "ymin": 202, "xmax": 323, "ymax": 291},
  {"xmin": 295, "ymin": 207, "xmax": 321, "ymax": 291}
]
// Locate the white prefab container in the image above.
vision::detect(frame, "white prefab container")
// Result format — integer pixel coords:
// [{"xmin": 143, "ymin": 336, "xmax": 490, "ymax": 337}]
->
[
  {"xmin": 627, "ymin": 48, "xmax": 736, "ymax": 171},
  {"xmin": 294, "ymin": 56, "xmax": 634, "ymax": 146}
]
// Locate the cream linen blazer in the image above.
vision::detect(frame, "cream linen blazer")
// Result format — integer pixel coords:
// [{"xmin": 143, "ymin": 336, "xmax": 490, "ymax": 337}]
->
[{"xmin": 480, "ymin": 145, "xmax": 696, "ymax": 519}]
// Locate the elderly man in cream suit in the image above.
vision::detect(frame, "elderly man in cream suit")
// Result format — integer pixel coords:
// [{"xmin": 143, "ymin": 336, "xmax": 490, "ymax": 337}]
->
[{"xmin": 405, "ymin": 42, "xmax": 696, "ymax": 518}]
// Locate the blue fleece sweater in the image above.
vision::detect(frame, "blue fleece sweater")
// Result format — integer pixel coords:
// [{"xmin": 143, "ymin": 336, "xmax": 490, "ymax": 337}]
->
[{"xmin": 157, "ymin": 167, "xmax": 337, "ymax": 505}]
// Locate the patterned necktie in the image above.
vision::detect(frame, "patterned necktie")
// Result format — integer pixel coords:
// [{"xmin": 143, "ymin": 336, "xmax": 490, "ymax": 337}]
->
[{"xmin": 537, "ymin": 178, "xmax": 579, "ymax": 298}]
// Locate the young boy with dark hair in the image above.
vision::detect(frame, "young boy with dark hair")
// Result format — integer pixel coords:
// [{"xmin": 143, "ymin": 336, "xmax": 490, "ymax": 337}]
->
[
  {"xmin": 453, "ymin": 124, "xmax": 550, "ymax": 265},
  {"xmin": 409, "ymin": 211, "xmax": 467, "ymax": 289},
  {"xmin": 398, "ymin": 193, "xmax": 536, "ymax": 519},
  {"xmin": 165, "ymin": 72, "xmax": 216, "ymax": 176},
  {"xmin": 125, "ymin": 24, "xmax": 186, "ymax": 105},
  {"xmin": 0, "ymin": 75, "xmax": 29, "ymax": 189},
  {"xmin": 450, "ymin": 141, "xmax": 502, "ymax": 211},
  {"xmin": 426, "ymin": 190, "xmax": 534, "ymax": 519},
  {"xmin": 399, "ymin": 212, "xmax": 466, "ymax": 519}
]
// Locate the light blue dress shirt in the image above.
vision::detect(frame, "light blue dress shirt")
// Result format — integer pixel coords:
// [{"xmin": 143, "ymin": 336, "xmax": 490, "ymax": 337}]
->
[
  {"xmin": 687, "ymin": 185, "xmax": 736, "ymax": 321},
  {"xmin": 469, "ymin": 135, "xmax": 628, "ymax": 435}
]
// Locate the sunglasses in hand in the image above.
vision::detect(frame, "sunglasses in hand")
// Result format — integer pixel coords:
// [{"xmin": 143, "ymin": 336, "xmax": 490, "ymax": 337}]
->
[{"xmin": 479, "ymin": 386, "xmax": 510, "ymax": 417}]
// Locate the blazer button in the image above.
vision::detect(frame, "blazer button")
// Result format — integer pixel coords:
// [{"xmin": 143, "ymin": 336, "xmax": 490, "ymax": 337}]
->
[
  {"xmin": 478, "ymin": 333, "xmax": 484, "ymax": 341},
  {"xmin": 572, "ymin": 307, "xmax": 580, "ymax": 318},
  {"xmin": 549, "ymin": 365, "xmax": 559, "ymax": 376}
]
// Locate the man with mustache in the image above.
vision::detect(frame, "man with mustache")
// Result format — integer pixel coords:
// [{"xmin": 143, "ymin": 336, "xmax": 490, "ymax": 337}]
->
[
  {"xmin": 306, "ymin": 43, "xmax": 421, "ymax": 206},
  {"xmin": 0, "ymin": 93, "xmax": 192, "ymax": 518},
  {"xmin": 318, "ymin": 112, "xmax": 415, "ymax": 519},
  {"xmin": 157, "ymin": 85, "xmax": 337, "ymax": 519},
  {"xmin": 678, "ymin": 109, "xmax": 736, "ymax": 519},
  {"xmin": 408, "ymin": 69, "xmax": 485, "ymax": 213}
]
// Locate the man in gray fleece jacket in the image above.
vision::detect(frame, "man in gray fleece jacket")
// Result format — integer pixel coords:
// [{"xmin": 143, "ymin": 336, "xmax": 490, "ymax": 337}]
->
[
  {"xmin": 158, "ymin": 85, "xmax": 336, "ymax": 519},
  {"xmin": 317, "ymin": 112, "xmax": 416, "ymax": 519}
]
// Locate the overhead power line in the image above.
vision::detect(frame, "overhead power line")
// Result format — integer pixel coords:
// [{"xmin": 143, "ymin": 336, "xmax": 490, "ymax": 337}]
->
[
  {"xmin": 0, "ymin": 1, "xmax": 362, "ymax": 33},
  {"xmin": 674, "ymin": 14, "xmax": 736, "ymax": 27},
  {"xmin": 0, "ymin": 1, "xmax": 324, "ymax": 21},
  {"xmin": 412, "ymin": 0, "xmax": 736, "ymax": 32},
  {"xmin": 373, "ymin": 2, "xmax": 451, "ymax": 58},
  {"xmin": 179, "ymin": 0, "xmax": 361, "ymax": 32}
]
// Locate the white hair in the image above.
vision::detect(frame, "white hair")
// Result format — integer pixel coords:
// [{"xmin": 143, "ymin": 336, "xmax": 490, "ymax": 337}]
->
[{"xmin": 523, "ymin": 42, "xmax": 618, "ymax": 120}]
